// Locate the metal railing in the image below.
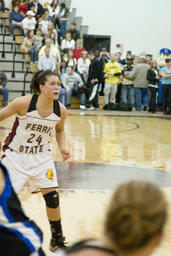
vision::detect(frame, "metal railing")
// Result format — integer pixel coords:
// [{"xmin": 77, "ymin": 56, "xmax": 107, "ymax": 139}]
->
[
  {"xmin": 22, "ymin": 59, "xmax": 29, "ymax": 96},
  {"xmin": 11, "ymin": 40, "xmax": 17, "ymax": 78},
  {"xmin": 1, "ymin": 18, "xmax": 6, "ymax": 58}
]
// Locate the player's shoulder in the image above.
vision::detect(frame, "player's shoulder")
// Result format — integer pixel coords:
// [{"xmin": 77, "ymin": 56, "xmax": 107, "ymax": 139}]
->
[
  {"xmin": 11, "ymin": 94, "xmax": 33, "ymax": 115},
  {"xmin": 59, "ymin": 101, "xmax": 67, "ymax": 118}
]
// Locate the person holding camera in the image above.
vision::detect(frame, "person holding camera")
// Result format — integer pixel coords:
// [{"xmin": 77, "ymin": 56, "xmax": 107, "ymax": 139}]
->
[{"xmin": 62, "ymin": 66, "xmax": 86, "ymax": 109}]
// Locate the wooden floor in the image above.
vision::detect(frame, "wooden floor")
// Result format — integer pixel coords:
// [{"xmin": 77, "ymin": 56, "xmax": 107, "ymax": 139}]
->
[{"xmin": 1, "ymin": 110, "xmax": 171, "ymax": 255}]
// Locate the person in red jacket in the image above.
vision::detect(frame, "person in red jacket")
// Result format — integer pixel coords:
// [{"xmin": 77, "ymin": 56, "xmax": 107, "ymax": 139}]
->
[{"xmin": 73, "ymin": 39, "xmax": 85, "ymax": 61}]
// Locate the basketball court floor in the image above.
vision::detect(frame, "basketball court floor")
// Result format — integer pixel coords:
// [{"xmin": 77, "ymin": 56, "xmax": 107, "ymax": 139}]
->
[{"xmin": 0, "ymin": 110, "xmax": 171, "ymax": 255}]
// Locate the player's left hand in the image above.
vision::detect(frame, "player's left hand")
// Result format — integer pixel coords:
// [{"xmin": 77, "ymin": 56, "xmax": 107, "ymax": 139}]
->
[{"xmin": 60, "ymin": 148, "xmax": 70, "ymax": 161}]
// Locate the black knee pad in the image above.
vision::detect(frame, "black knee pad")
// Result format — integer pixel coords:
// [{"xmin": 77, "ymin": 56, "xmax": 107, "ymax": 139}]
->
[{"xmin": 43, "ymin": 191, "xmax": 59, "ymax": 208}]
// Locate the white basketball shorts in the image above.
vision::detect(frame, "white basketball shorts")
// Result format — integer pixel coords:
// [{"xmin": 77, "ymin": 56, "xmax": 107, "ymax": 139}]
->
[{"xmin": 1, "ymin": 149, "xmax": 58, "ymax": 194}]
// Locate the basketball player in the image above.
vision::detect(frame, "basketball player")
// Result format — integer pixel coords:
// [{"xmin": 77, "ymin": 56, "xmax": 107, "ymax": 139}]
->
[
  {"xmin": 0, "ymin": 161, "xmax": 45, "ymax": 256},
  {"xmin": 58, "ymin": 181, "xmax": 167, "ymax": 256},
  {"xmin": 0, "ymin": 70, "xmax": 70, "ymax": 252}
]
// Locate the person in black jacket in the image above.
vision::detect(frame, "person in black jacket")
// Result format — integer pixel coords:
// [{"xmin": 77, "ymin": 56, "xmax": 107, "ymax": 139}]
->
[
  {"xmin": 28, "ymin": 0, "xmax": 44, "ymax": 17},
  {"xmin": 86, "ymin": 51, "xmax": 102, "ymax": 109},
  {"xmin": 147, "ymin": 61, "xmax": 160, "ymax": 113}
]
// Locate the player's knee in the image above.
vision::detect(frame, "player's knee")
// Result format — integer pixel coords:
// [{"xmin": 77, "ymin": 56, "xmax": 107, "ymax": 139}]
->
[{"xmin": 43, "ymin": 191, "xmax": 59, "ymax": 208}]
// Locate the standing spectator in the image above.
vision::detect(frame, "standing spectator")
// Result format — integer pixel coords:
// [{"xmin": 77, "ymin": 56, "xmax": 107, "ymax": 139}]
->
[
  {"xmin": 160, "ymin": 58, "xmax": 171, "ymax": 115},
  {"xmin": 130, "ymin": 57, "xmax": 150, "ymax": 111},
  {"xmin": 86, "ymin": 51, "xmax": 102, "ymax": 109},
  {"xmin": 103, "ymin": 54, "xmax": 122, "ymax": 106},
  {"xmin": 9, "ymin": 5, "xmax": 24, "ymax": 36},
  {"xmin": 0, "ymin": 71, "xmax": 9, "ymax": 107},
  {"xmin": 66, "ymin": 21, "xmax": 80, "ymax": 41},
  {"xmin": 120, "ymin": 50, "xmax": 133, "ymax": 65},
  {"xmin": 62, "ymin": 66, "xmax": 86, "ymax": 109},
  {"xmin": 58, "ymin": 2, "xmax": 69, "ymax": 38},
  {"xmin": 28, "ymin": 0, "xmax": 44, "ymax": 17},
  {"xmin": 20, "ymin": 30, "xmax": 39, "ymax": 63},
  {"xmin": 98, "ymin": 48, "xmax": 110, "ymax": 96},
  {"xmin": 77, "ymin": 51, "xmax": 91, "ymax": 84},
  {"xmin": 61, "ymin": 32, "xmax": 75, "ymax": 53},
  {"xmin": 73, "ymin": 39, "xmax": 85, "ymax": 61},
  {"xmin": 121, "ymin": 56, "xmax": 135, "ymax": 106},
  {"xmin": 38, "ymin": 48, "xmax": 56, "ymax": 71},
  {"xmin": 147, "ymin": 60, "xmax": 160, "ymax": 113},
  {"xmin": 22, "ymin": 10, "xmax": 37, "ymax": 34}
]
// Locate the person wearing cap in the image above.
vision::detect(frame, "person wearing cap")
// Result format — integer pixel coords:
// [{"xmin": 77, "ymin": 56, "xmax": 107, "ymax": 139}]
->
[
  {"xmin": 121, "ymin": 56, "xmax": 135, "ymax": 106},
  {"xmin": 9, "ymin": 4, "xmax": 25, "ymax": 36},
  {"xmin": 22, "ymin": 10, "xmax": 37, "ymax": 34},
  {"xmin": 66, "ymin": 21, "xmax": 80, "ymax": 41}
]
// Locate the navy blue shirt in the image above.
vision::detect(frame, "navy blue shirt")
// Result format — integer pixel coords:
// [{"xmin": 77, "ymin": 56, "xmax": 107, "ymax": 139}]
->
[{"xmin": 9, "ymin": 11, "xmax": 24, "ymax": 23}]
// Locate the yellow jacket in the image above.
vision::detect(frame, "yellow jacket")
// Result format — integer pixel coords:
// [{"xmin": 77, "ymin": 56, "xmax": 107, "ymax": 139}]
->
[{"xmin": 104, "ymin": 61, "xmax": 121, "ymax": 84}]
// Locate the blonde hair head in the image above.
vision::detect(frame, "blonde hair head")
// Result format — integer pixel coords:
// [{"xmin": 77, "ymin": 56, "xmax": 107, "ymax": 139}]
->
[{"xmin": 104, "ymin": 181, "xmax": 167, "ymax": 253}]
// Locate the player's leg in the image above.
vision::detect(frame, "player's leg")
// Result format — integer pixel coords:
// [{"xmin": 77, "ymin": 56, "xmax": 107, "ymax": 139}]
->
[
  {"xmin": 30, "ymin": 160, "xmax": 65, "ymax": 252},
  {"xmin": 41, "ymin": 187, "xmax": 66, "ymax": 252}
]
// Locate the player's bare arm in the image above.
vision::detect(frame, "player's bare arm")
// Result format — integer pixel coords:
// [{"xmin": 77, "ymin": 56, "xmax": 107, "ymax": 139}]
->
[
  {"xmin": 55, "ymin": 103, "xmax": 70, "ymax": 161},
  {"xmin": 0, "ymin": 94, "xmax": 33, "ymax": 121}
]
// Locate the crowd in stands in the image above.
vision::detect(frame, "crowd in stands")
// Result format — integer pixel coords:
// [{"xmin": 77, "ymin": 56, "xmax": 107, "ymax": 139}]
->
[{"xmin": 1, "ymin": 0, "xmax": 171, "ymax": 115}]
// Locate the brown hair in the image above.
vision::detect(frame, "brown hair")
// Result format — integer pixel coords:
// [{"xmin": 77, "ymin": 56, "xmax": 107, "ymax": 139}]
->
[
  {"xmin": 30, "ymin": 70, "xmax": 57, "ymax": 93},
  {"xmin": 104, "ymin": 181, "xmax": 167, "ymax": 253},
  {"xmin": 150, "ymin": 60, "xmax": 157, "ymax": 70}
]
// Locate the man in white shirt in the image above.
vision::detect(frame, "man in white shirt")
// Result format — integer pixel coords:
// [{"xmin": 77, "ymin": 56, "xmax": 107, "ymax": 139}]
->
[
  {"xmin": 38, "ymin": 48, "xmax": 56, "ymax": 71},
  {"xmin": 22, "ymin": 10, "xmax": 37, "ymax": 34},
  {"xmin": 61, "ymin": 32, "xmax": 75, "ymax": 53}
]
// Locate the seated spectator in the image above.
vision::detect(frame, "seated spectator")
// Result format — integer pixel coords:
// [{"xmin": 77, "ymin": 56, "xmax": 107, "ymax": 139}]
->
[
  {"xmin": 20, "ymin": 30, "xmax": 39, "ymax": 63},
  {"xmin": 59, "ymin": 59, "xmax": 67, "ymax": 80},
  {"xmin": 77, "ymin": 51, "xmax": 91, "ymax": 84},
  {"xmin": 61, "ymin": 32, "xmax": 75, "ymax": 53},
  {"xmin": 28, "ymin": 0, "xmax": 44, "ymax": 18},
  {"xmin": 66, "ymin": 21, "xmax": 80, "ymax": 41},
  {"xmin": 48, "ymin": 21, "xmax": 58, "ymax": 40},
  {"xmin": 38, "ymin": 47, "xmax": 56, "ymax": 71},
  {"xmin": 59, "ymin": 181, "xmax": 168, "ymax": 256},
  {"xmin": 121, "ymin": 56, "xmax": 135, "ymax": 106},
  {"xmin": 49, "ymin": 0, "xmax": 60, "ymax": 30},
  {"xmin": 39, "ymin": 14, "xmax": 49, "ymax": 37},
  {"xmin": 9, "ymin": 5, "xmax": 24, "ymax": 36},
  {"xmin": 62, "ymin": 66, "xmax": 86, "ymax": 109},
  {"xmin": 16, "ymin": 0, "xmax": 28, "ymax": 16},
  {"xmin": 103, "ymin": 54, "xmax": 122, "ymax": 107},
  {"xmin": 0, "ymin": 0, "xmax": 5, "ymax": 11},
  {"xmin": 22, "ymin": 10, "xmax": 37, "ymax": 35},
  {"xmin": 0, "ymin": 71, "xmax": 9, "ymax": 106},
  {"xmin": 130, "ymin": 57, "xmax": 150, "ymax": 111},
  {"xmin": 39, "ymin": 38, "xmax": 57, "ymax": 60},
  {"xmin": 49, "ymin": 32, "xmax": 61, "ymax": 64},
  {"xmin": 34, "ymin": 28, "xmax": 43, "ymax": 50},
  {"xmin": 58, "ymin": 2, "xmax": 69, "ymax": 38},
  {"xmin": 73, "ymin": 39, "xmax": 85, "ymax": 61},
  {"xmin": 64, "ymin": 49, "xmax": 77, "ymax": 70},
  {"xmin": 147, "ymin": 60, "xmax": 160, "ymax": 113}
]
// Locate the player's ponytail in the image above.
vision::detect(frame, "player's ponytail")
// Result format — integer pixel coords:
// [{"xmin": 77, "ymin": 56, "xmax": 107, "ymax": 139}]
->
[
  {"xmin": 30, "ymin": 70, "xmax": 57, "ymax": 94},
  {"xmin": 104, "ymin": 181, "xmax": 167, "ymax": 254}
]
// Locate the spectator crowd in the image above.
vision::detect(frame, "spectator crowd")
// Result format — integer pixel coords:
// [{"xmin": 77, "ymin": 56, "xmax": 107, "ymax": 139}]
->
[{"xmin": 1, "ymin": 0, "xmax": 171, "ymax": 115}]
